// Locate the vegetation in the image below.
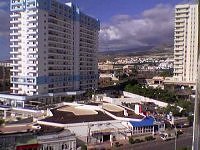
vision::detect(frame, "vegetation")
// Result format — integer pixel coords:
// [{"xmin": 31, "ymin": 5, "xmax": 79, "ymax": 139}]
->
[
  {"xmin": 159, "ymin": 69, "xmax": 173, "ymax": 77},
  {"xmin": 128, "ymin": 136, "xmax": 135, "ymax": 144},
  {"xmin": 145, "ymin": 136, "xmax": 155, "ymax": 141},
  {"xmin": 163, "ymin": 99, "xmax": 193, "ymax": 117},
  {"xmin": 81, "ymin": 145, "xmax": 87, "ymax": 150},
  {"xmin": 0, "ymin": 119, "xmax": 5, "ymax": 126},
  {"xmin": 129, "ymin": 138, "xmax": 144, "ymax": 144},
  {"xmin": 124, "ymin": 81, "xmax": 194, "ymax": 117},
  {"xmin": 125, "ymin": 83, "xmax": 178, "ymax": 103}
]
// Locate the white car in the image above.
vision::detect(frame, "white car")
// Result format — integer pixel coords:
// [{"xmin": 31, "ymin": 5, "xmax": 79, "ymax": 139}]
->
[{"xmin": 160, "ymin": 133, "xmax": 175, "ymax": 141}]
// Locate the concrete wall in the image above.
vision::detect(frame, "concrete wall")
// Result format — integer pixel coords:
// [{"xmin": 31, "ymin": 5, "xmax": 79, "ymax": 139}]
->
[
  {"xmin": 101, "ymin": 91, "xmax": 168, "ymax": 107},
  {"xmin": 123, "ymin": 91, "xmax": 168, "ymax": 107}
]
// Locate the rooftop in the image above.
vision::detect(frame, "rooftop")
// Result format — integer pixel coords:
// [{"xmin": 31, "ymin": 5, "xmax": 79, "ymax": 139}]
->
[
  {"xmin": 130, "ymin": 116, "xmax": 155, "ymax": 127},
  {"xmin": 0, "ymin": 125, "xmax": 36, "ymax": 134},
  {"xmin": 42, "ymin": 106, "xmax": 114, "ymax": 124}
]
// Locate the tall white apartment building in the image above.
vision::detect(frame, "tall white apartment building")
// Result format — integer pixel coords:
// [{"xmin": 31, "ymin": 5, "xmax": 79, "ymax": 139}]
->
[
  {"xmin": 4, "ymin": 0, "xmax": 99, "ymax": 106},
  {"xmin": 173, "ymin": 4, "xmax": 199, "ymax": 82}
]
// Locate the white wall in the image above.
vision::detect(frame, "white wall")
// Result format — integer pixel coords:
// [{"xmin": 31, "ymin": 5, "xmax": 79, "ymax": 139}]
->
[
  {"xmin": 123, "ymin": 91, "xmax": 168, "ymax": 107},
  {"xmin": 101, "ymin": 91, "xmax": 168, "ymax": 107}
]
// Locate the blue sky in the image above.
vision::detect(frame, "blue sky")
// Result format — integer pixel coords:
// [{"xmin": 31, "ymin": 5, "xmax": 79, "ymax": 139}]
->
[{"xmin": 0, "ymin": 0, "xmax": 187, "ymax": 60}]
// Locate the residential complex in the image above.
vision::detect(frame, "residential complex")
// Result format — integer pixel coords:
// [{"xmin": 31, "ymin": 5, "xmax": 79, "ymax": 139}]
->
[
  {"xmin": 5, "ymin": 0, "xmax": 99, "ymax": 106},
  {"xmin": 173, "ymin": 4, "xmax": 199, "ymax": 82}
]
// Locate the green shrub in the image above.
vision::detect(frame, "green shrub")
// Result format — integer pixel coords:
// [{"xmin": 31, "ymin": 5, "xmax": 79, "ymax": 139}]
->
[
  {"xmin": 81, "ymin": 145, "xmax": 87, "ymax": 150},
  {"xmin": 134, "ymin": 139, "xmax": 143, "ymax": 143},
  {"xmin": 129, "ymin": 136, "xmax": 135, "ymax": 144},
  {"xmin": 145, "ymin": 136, "xmax": 155, "ymax": 141},
  {"xmin": 0, "ymin": 119, "xmax": 5, "ymax": 126}
]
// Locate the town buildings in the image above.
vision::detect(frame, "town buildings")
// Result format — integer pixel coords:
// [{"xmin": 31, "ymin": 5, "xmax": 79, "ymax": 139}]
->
[
  {"xmin": 0, "ymin": 123, "xmax": 76, "ymax": 150},
  {"xmin": 0, "ymin": 0, "xmax": 100, "ymax": 106},
  {"xmin": 37, "ymin": 102, "xmax": 161, "ymax": 144},
  {"xmin": 173, "ymin": 4, "xmax": 199, "ymax": 82}
]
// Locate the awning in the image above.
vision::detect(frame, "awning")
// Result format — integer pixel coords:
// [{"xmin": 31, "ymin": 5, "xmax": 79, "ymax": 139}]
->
[{"xmin": 130, "ymin": 116, "xmax": 155, "ymax": 127}]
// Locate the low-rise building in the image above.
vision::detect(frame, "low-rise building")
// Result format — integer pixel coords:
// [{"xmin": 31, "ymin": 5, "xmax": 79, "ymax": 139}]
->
[
  {"xmin": 37, "ymin": 102, "xmax": 164, "ymax": 145},
  {"xmin": 0, "ymin": 123, "xmax": 76, "ymax": 150}
]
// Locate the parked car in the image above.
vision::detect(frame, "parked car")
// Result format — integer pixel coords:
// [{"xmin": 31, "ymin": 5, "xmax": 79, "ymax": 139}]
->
[{"xmin": 160, "ymin": 133, "xmax": 175, "ymax": 141}]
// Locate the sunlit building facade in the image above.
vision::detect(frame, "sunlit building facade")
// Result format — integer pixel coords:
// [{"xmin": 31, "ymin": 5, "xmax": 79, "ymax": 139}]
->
[
  {"xmin": 173, "ymin": 4, "xmax": 199, "ymax": 82},
  {"xmin": 10, "ymin": 0, "xmax": 99, "ymax": 97}
]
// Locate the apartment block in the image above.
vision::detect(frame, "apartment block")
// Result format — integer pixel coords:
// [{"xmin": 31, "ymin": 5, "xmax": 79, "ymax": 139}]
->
[
  {"xmin": 173, "ymin": 4, "xmax": 199, "ymax": 82},
  {"xmin": 9, "ymin": 0, "xmax": 99, "ymax": 97}
]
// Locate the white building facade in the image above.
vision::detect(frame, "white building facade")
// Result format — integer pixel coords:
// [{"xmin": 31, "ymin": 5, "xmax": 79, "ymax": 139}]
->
[
  {"xmin": 173, "ymin": 4, "xmax": 199, "ymax": 82},
  {"xmin": 10, "ymin": 0, "xmax": 99, "ymax": 97}
]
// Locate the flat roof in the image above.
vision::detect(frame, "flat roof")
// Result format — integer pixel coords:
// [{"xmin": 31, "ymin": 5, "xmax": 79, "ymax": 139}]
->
[
  {"xmin": 38, "ymin": 125, "xmax": 65, "ymax": 135},
  {"xmin": 0, "ymin": 125, "xmax": 35, "ymax": 134},
  {"xmin": 41, "ymin": 107, "xmax": 114, "ymax": 124},
  {"xmin": 0, "ymin": 91, "xmax": 85, "ymax": 101},
  {"xmin": 102, "ymin": 103, "xmax": 124, "ymax": 112},
  {"xmin": 57, "ymin": 105, "xmax": 98, "ymax": 116}
]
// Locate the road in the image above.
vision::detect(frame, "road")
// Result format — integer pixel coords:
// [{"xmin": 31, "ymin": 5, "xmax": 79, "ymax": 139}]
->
[{"xmin": 119, "ymin": 127, "xmax": 193, "ymax": 150}]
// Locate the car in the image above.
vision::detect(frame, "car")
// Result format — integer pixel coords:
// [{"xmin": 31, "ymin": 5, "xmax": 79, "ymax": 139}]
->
[{"xmin": 160, "ymin": 133, "xmax": 175, "ymax": 141}]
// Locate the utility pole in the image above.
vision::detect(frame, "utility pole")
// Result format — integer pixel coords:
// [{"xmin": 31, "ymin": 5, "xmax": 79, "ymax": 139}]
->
[{"xmin": 192, "ymin": 0, "xmax": 200, "ymax": 150}]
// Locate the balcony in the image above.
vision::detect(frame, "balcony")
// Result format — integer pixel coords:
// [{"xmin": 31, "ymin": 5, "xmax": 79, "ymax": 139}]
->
[
  {"xmin": 27, "ymin": 37, "xmax": 37, "ymax": 41},
  {"xmin": 175, "ymin": 33, "xmax": 184, "ymax": 37},
  {"xmin": 174, "ymin": 61, "xmax": 183, "ymax": 65},
  {"xmin": 10, "ymin": 13, "xmax": 20, "ymax": 18},
  {"xmin": 175, "ymin": 42, "xmax": 184, "ymax": 46},
  {"xmin": 11, "ymin": 87, "xmax": 20, "ymax": 90},
  {"xmin": 29, "ymin": 69, "xmax": 37, "ymax": 73},
  {"xmin": 10, "ymin": 19, "xmax": 21, "ymax": 24},
  {"xmin": 10, "ymin": 56, "xmax": 21, "ymax": 60},
  {"xmin": 10, "ymin": 63, "xmax": 21, "ymax": 67},
  {"xmin": 28, "ymin": 57, "xmax": 37, "ymax": 61},
  {"xmin": 10, "ymin": 31, "xmax": 21, "ymax": 36},
  {"xmin": 28, "ymin": 30, "xmax": 37, "ymax": 35},
  {"xmin": 10, "ymin": 38, "xmax": 21, "ymax": 42},
  {"xmin": 175, "ymin": 24, "xmax": 184, "ymax": 28},
  {"xmin": 174, "ymin": 56, "xmax": 183, "ymax": 60},
  {"xmin": 28, "ymin": 50, "xmax": 37, "ymax": 54},
  {"xmin": 28, "ymin": 17, "xmax": 37, "ymax": 22},
  {"xmin": 10, "ymin": 44, "xmax": 21, "ymax": 48},
  {"xmin": 27, "ymin": 4, "xmax": 37, "ymax": 10},
  {"xmin": 28, "ymin": 43, "xmax": 38, "ymax": 48},
  {"xmin": 175, "ymin": 28, "xmax": 184, "ymax": 32},
  {"xmin": 10, "ymin": 26, "xmax": 21, "ymax": 30},
  {"xmin": 27, "ymin": 10, "xmax": 37, "ymax": 16},
  {"xmin": 10, "ymin": 51, "xmax": 21, "ymax": 54},
  {"xmin": 174, "ymin": 52, "xmax": 183, "ymax": 55},
  {"xmin": 176, "ymin": 14, "xmax": 189, "ymax": 18},
  {"xmin": 175, "ymin": 19, "xmax": 185, "ymax": 23},
  {"xmin": 175, "ymin": 38, "xmax": 184, "ymax": 42},
  {"xmin": 10, "ymin": 68, "xmax": 20, "ymax": 72},
  {"xmin": 27, "ymin": 24, "xmax": 37, "ymax": 29},
  {"xmin": 174, "ymin": 66, "xmax": 183, "ymax": 69},
  {"xmin": 174, "ymin": 70, "xmax": 183, "ymax": 74},
  {"xmin": 27, "ymin": 63, "xmax": 37, "ymax": 67}
]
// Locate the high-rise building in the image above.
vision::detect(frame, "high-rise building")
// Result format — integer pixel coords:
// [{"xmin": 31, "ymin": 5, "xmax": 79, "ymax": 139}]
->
[
  {"xmin": 173, "ymin": 4, "xmax": 199, "ymax": 82},
  {"xmin": 9, "ymin": 0, "xmax": 99, "ymax": 98}
]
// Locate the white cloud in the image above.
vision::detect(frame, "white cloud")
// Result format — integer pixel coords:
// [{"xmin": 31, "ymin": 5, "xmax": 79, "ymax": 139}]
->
[{"xmin": 100, "ymin": 4, "xmax": 174, "ymax": 51}]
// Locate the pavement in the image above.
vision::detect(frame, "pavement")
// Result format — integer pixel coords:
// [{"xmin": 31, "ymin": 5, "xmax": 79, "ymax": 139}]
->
[
  {"xmin": 117, "ymin": 127, "xmax": 193, "ymax": 150},
  {"xmin": 88, "ymin": 127, "xmax": 193, "ymax": 150}
]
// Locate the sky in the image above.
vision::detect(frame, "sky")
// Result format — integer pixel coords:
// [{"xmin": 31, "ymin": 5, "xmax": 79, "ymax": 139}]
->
[{"xmin": 0, "ymin": 0, "xmax": 189, "ymax": 60}]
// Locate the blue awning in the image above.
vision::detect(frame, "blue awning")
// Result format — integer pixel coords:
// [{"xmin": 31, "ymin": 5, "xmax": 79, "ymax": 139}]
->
[{"xmin": 130, "ymin": 116, "xmax": 155, "ymax": 127}]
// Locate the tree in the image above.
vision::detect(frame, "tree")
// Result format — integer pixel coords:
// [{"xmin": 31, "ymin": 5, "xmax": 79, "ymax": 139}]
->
[{"xmin": 0, "ymin": 119, "xmax": 5, "ymax": 126}]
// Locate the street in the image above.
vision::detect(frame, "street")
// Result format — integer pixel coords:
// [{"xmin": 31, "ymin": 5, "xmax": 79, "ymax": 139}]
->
[{"xmin": 117, "ymin": 127, "xmax": 193, "ymax": 150}]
